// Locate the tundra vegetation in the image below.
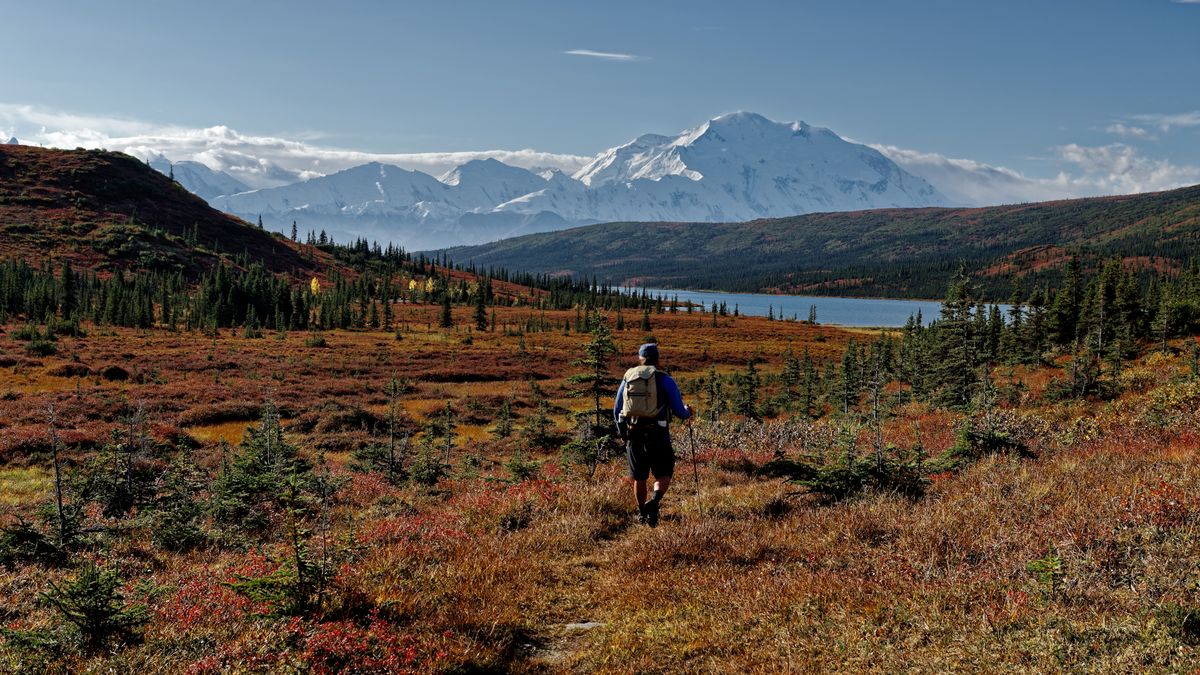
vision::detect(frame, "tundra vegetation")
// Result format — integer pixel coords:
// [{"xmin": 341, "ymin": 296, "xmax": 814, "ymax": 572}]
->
[{"xmin": 4, "ymin": 249, "xmax": 1200, "ymax": 672}]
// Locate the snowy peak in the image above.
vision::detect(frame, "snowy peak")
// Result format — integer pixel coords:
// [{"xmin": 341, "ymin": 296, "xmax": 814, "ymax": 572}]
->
[
  {"xmin": 212, "ymin": 161, "xmax": 453, "ymax": 220},
  {"xmin": 573, "ymin": 132, "xmax": 684, "ymax": 186},
  {"xmin": 439, "ymin": 157, "xmax": 522, "ymax": 185},
  {"xmin": 149, "ymin": 156, "xmax": 249, "ymax": 201},
  {"xmin": 437, "ymin": 158, "xmax": 549, "ymax": 210},
  {"xmin": 524, "ymin": 111, "xmax": 947, "ymax": 223},
  {"xmin": 5, "ymin": 137, "xmax": 18, "ymax": 145},
  {"xmin": 681, "ymin": 110, "xmax": 781, "ymax": 144}
]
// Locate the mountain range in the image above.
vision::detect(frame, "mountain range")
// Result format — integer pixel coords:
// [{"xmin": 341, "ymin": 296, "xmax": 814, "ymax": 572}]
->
[
  {"xmin": 160, "ymin": 112, "xmax": 950, "ymax": 249},
  {"xmin": 6, "ymin": 143, "xmax": 1200, "ymax": 302}
]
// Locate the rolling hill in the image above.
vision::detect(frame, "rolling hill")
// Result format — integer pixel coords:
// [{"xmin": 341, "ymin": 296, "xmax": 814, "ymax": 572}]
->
[
  {"xmin": 0, "ymin": 144, "xmax": 322, "ymax": 278},
  {"xmin": 443, "ymin": 184, "xmax": 1200, "ymax": 299}
]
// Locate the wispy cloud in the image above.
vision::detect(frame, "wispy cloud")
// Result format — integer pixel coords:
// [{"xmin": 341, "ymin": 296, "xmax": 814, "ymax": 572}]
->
[
  {"xmin": 563, "ymin": 49, "xmax": 645, "ymax": 62},
  {"xmin": 1129, "ymin": 110, "xmax": 1200, "ymax": 132},
  {"xmin": 0, "ymin": 103, "xmax": 591, "ymax": 189},
  {"xmin": 1105, "ymin": 123, "xmax": 1151, "ymax": 139}
]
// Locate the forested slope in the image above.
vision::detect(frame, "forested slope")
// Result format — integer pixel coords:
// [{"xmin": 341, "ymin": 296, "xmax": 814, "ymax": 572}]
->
[{"xmin": 444, "ymin": 185, "xmax": 1200, "ymax": 299}]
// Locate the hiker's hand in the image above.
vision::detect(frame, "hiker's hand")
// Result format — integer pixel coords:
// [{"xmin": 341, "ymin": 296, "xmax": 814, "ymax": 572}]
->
[{"xmin": 684, "ymin": 405, "xmax": 695, "ymax": 421}]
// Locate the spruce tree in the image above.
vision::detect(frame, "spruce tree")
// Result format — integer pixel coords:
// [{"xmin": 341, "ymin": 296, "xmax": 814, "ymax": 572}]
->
[
  {"xmin": 731, "ymin": 360, "xmax": 760, "ymax": 420},
  {"xmin": 568, "ymin": 315, "xmax": 618, "ymax": 431},
  {"xmin": 705, "ymin": 367, "xmax": 725, "ymax": 423},
  {"xmin": 521, "ymin": 381, "xmax": 554, "ymax": 450},
  {"xmin": 474, "ymin": 287, "xmax": 488, "ymax": 332},
  {"xmin": 837, "ymin": 342, "xmax": 860, "ymax": 416},
  {"xmin": 1047, "ymin": 255, "xmax": 1083, "ymax": 347},
  {"xmin": 40, "ymin": 562, "xmax": 149, "ymax": 650},
  {"xmin": 800, "ymin": 348, "xmax": 819, "ymax": 418},
  {"xmin": 1001, "ymin": 291, "xmax": 1024, "ymax": 364},
  {"xmin": 934, "ymin": 266, "xmax": 978, "ymax": 409},
  {"xmin": 1152, "ymin": 288, "xmax": 1175, "ymax": 353},
  {"xmin": 780, "ymin": 349, "xmax": 802, "ymax": 407},
  {"xmin": 491, "ymin": 398, "xmax": 513, "ymax": 439},
  {"xmin": 1024, "ymin": 288, "xmax": 1048, "ymax": 363}
]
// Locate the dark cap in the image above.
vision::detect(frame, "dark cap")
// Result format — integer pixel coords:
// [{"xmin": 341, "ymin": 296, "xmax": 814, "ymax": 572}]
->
[{"xmin": 638, "ymin": 343, "xmax": 659, "ymax": 361}]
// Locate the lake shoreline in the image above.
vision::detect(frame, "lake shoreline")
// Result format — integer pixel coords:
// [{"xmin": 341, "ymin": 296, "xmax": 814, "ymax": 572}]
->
[
  {"xmin": 620, "ymin": 286, "xmax": 1013, "ymax": 328},
  {"xmin": 627, "ymin": 286, "xmax": 946, "ymax": 304}
]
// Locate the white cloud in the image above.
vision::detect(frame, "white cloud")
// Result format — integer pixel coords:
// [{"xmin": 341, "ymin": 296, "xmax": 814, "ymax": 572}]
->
[
  {"xmin": 1051, "ymin": 142, "xmax": 1200, "ymax": 193},
  {"xmin": 872, "ymin": 144, "xmax": 1077, "ymax": 205},
  {"xmin": 875, "ymin": 141, "xmax": 1200, "ymax": 206},
  {"xmin": 1130, "ymin": 110, "xmax": 1200, "ymax": 132},
  {"xmin": 0, "ymin": 103, "xmax": 591, "ymax": 189},
  {"xmin": 1053, "ymin": 143, "xmax": 1138, "ymax": 174},
  {"xmin": 563, "ymin": 49, "xmax": 645, "ymax": 62},
  {"xmin": 1105, "ymin": 123, "xmax": 1150, "ymax": 139}
]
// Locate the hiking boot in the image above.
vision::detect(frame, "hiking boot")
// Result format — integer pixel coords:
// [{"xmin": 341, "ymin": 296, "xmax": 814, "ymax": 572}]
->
[
  {"xmin": 645, "ymin": 499, "xmax": 661, "ymax": 528},
  {"xmin": 637, "ymin": 504, "xmax": 649, "ymax": 525}
]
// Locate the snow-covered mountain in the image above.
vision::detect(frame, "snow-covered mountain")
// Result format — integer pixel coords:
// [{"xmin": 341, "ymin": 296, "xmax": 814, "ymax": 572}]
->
[
  {"xmin": 149, "ymin": 157, "xmax": 248, "ymax": 201},
  {"xmin": 534, "ymin": 112, "xmax": 945, "ymax": 221},
  {"xmin": 205, "ymin": 112, "xmax": 949, "ymax": 249},
  {"xmin": 438, "ymin": 158, "xmax": 551, "ymax": 210},
  {"xmin": 211, "ymin": 161, "xmax": 566, "ymax": 247}
]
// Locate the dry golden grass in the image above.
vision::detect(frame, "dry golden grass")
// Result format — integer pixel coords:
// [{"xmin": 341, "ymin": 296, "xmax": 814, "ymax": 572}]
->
[
  {"xmin": 0, "ymin": 466, "xmax": 51, "ymax": 508},
  {"xmin": 184, "ymin": 420, "xmax": 251, "ymax": 445}
]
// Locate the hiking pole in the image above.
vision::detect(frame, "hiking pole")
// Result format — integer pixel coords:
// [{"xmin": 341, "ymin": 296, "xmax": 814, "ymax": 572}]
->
[{"xmin": 688, "ymin": 423, "xmax": 701, "ymax": 514}]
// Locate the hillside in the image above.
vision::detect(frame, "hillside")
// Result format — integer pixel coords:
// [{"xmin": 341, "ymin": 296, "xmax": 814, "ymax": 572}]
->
[
  {"xmin": 0, "ymin": 145, "xmax": 321, "ymax": 278},
  {"xmin": 445, "ymin": 184, "xmax": 1200, "ymax": 299}
]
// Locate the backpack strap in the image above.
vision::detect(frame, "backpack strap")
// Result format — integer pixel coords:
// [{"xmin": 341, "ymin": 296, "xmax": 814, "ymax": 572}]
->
[{"xmin": 653, "ymin": 371, "xmax": 670, "ymax": 421}]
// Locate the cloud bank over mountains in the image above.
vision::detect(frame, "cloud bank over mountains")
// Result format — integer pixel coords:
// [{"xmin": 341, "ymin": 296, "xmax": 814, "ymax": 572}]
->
[
  {"xmin": 0, "ymin": 103, "xmax": 591, "ymax": 190},
  {"xmin": 874, "ymin": 140, "xmax": 1200, "ymax": 206},
  {"xmin": 3, "ymin": 102, "xmax": 1199, "ymax": 215}
]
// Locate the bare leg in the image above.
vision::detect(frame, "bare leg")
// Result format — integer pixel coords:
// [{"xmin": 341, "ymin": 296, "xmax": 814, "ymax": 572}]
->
[
  {"xmin": 634, "ymin": 479, "xmax": 648, "ymax": 507},
  {"xmin": 652, "ymin": 476, "xmax": 672, "ymax": 496}
]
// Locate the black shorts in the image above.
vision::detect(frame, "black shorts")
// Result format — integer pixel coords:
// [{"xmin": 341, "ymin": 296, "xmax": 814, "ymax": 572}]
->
[{"xmin": 626, "ymin": 425, "xmax": 674, "ymax": 481}]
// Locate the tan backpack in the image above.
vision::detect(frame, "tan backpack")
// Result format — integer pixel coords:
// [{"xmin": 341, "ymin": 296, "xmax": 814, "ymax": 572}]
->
[{"xmin": 621, "ymin": 365, "xmax": 661, "ymax": 422}]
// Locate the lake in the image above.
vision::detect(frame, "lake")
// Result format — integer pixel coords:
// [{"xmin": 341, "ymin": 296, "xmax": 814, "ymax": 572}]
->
[{"xmin": 631, "ymin": 288, "xmax": 948, "ymax": 327}]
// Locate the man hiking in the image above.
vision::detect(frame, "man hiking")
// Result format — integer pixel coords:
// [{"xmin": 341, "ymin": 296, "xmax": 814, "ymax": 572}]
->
[{"xmin": 614, "ymin": 343, "xmax": 694, "ymax": 527}]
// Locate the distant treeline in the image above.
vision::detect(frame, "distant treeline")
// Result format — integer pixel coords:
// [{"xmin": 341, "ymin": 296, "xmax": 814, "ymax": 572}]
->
[{"xmin": 0, "ymin": 236, "xmax": 680, "ymax": 331}]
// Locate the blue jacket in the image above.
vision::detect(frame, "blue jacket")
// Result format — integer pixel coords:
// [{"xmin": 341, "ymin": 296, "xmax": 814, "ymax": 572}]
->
[{"xmin": 614, "ymin": 369, "xmax": 691, "ymax": 426}]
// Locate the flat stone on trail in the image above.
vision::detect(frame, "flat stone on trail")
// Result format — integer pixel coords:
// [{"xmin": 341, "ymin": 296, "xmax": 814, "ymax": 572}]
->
[{"xmin": 564, "ymin": 621, "xmax": 604, "ymax": 631}]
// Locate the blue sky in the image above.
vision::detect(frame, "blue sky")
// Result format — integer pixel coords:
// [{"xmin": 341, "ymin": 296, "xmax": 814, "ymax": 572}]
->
[{"xmin": 2, "ymin": 0, "xmax": 1198, "ymax": 198}]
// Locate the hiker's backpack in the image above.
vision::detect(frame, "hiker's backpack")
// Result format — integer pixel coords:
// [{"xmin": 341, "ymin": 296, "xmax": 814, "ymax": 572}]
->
[{"xmin": 620, "ymin": 365, "xmax": 661, "ymax": 423}]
